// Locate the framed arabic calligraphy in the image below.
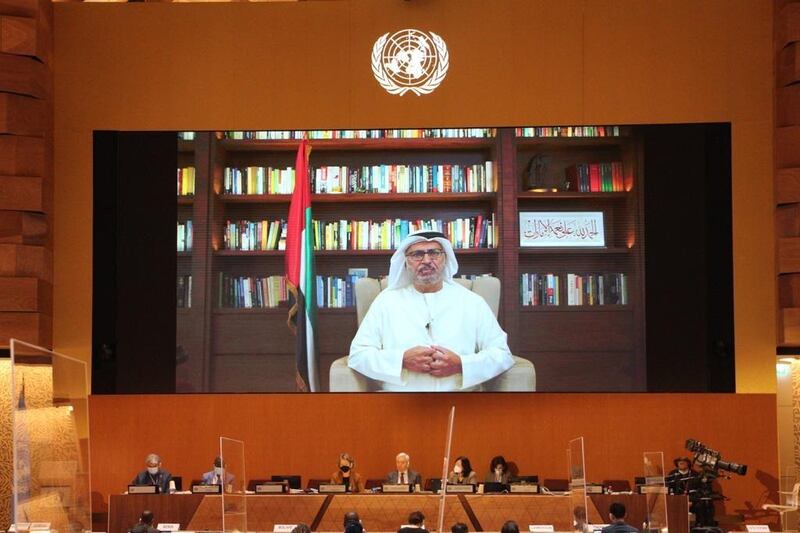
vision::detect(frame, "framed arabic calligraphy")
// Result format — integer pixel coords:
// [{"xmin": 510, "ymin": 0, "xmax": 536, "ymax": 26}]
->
[{"xmin": 519, "ymin": 211, "xmax": 605, "ymax": 247}]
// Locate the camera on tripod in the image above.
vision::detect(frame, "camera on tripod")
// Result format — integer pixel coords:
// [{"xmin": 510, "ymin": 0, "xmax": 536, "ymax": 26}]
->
[{"xmin": 685, "ymin": 439, "xmax": 748, "ymax": 476}]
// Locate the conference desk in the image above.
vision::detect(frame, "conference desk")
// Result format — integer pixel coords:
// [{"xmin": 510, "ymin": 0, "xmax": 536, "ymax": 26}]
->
[{"xmin": 109, "ymin": 493, "xmax": 689, "ymax": 533}]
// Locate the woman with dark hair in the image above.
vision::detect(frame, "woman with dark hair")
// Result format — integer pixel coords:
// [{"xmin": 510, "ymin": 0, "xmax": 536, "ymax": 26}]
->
[
  {"xmin": 448, "ymin": 456, "xmax": 478, "ymax": 485},
  {"xmin": 485, "ymin": 455, "xmax": 511, "ymax": 483}
]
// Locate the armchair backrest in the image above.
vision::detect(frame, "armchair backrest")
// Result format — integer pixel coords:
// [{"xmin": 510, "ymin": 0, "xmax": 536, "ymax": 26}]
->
[{"xmin": 354, "ymin": 276, "xmax": 501, "ymax": 326}]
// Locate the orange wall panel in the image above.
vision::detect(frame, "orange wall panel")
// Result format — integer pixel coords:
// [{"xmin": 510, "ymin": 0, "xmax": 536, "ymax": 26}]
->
[
  {"xmin": 89, "ymin": 393, "xmax": 779, "ymax": 526},
  {"xmin": 51, "ymin": 0, "xmax": 775, "ymax": 391}
]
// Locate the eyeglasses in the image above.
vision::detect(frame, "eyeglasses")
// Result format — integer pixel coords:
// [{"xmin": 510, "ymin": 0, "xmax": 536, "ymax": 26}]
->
[{"xmin": 406, "ymin": 249, "xmax": 444, "ymax": 261}]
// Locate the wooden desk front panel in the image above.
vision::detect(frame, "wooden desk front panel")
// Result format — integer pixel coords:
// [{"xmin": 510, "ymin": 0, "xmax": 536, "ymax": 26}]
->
[{"xmin": 108, "ymin": 493, "xmax": 689, "ymax": 533}]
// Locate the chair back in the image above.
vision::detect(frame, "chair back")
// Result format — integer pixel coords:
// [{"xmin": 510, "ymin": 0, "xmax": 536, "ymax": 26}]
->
[{"xmin": 354, "ymin": 276, "xmax": 501, "ymax": 325}]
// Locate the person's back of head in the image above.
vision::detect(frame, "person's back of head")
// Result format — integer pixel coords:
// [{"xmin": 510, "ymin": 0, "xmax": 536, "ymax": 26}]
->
[
  {"xmin": 344, "ymin": 511, "xmax": 363, "ymax": 533},
  {"xmin": 408, "ymin": 511, "xmax": 425, "ymax": 527},
  {"xmin": 501, "ymin": 521, "xmax": 519, "ymax": 533},
  {"xmin": 451, "ymin": 522, "xmax": 468, "ymax": 533},
  {"xmin": 140, "ymin": 510, "xmax": 154, "ymax": 525},
  {"xmin": 291, "ymin": 524, "xmax": 311, "ymax": 533},
  {"xmin": 609, "ymin": 502, "xmax": 626, "ymax": 521}
]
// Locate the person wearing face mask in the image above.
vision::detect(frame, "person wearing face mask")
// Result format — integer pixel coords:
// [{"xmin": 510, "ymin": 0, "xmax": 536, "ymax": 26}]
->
[
  {"xmin": 330, "ymin": 453, "xmax": 365, "ymax": 493},
  {"xmin": 131, "ymin": 453, "xmax": 173, "ymax": 494},
  {"xmin": 485, "ymin": 456, "xmax": 510, "ymax": 484},
  {"xmin": 201, "ymin": 456, "xmax": 235, "ymax": 487},
  {"xmin": 447, "ymin": 456, "xmax": 477, "ymax": 485},
  {"xmin": 666, "ymin": 456, "xmax": 696, "ymax": 495}
]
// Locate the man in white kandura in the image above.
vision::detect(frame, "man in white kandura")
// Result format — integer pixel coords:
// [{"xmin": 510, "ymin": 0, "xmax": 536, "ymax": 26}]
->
[{"xmin": 348, "ymin": 230, "xmax": 514, "ymax": 391}]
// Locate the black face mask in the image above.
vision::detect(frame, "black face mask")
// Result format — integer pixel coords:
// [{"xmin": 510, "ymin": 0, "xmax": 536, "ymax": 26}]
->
[{"xmin": 340, "ymin": 465, "xmax": 351, "ymax": 473}]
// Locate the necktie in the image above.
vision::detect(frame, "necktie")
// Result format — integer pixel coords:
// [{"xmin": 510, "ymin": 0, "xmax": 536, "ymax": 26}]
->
[{"xmin": 400, "ymin": 472, "xmax": 406, "ymax": 484}]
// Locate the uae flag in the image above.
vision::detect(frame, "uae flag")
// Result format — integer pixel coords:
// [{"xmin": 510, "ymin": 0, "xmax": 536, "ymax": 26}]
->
[{"xmin": 285, "ymin": 138, "xmax": 319, "ymax": 392}]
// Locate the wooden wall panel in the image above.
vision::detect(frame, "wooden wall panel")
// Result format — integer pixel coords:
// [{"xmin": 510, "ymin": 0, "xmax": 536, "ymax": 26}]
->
[
  {"xmin": 89, "ymin": 393, "xmax": 779, "ymax": 528},
  {"xmin": 777, "ymin": 2, "xmax": 800, "ymax": 349}
]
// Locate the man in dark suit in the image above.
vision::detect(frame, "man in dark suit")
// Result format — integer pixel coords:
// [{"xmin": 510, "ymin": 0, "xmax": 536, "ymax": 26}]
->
[
  {"xmin": 129, "ymin": 510, "xmax": 158, "ymax": 533},
  {"xmin": 386, "ymin": 452, "xmax": 422, "ymax": 486},
  {"xmin": 398, "ymin": 511, "xmax": 429, "ymax": 533},
  {"xmin": 131, "ymin": 453, "xmax": 173, "ymax": 494},
  {"xmin": 600, "ymin": 503, "xmax": 639, "ymax": 533}
]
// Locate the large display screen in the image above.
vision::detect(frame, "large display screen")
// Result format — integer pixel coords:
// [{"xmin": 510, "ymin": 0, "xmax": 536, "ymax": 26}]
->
[{"xmin": 92, "ymin": 124, "xmax": 734, "ymax": 394}]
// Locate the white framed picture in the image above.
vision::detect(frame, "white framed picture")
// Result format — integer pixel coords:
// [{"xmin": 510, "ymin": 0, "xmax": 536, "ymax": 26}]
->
[{"xmin": 519, "ymin": 211, "xmax": 605, "ymax": 247}]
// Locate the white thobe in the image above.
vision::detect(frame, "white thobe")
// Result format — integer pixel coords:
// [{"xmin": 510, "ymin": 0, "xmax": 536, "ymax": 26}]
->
[{"xmin": 348, "ymin": 282, "xmax": 514, "ymax": 391}]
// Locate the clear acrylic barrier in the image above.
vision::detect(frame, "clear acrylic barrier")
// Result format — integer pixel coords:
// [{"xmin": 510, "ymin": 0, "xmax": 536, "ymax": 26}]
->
[
  {"xmin": 10, "ymin": 339, "xmax": 91, "ymax": 533},
  {"xmin": 220, "ymin": 437, "xmax": 247, "ymax": 533},
  {"xmin": 568, "ymin": 437, "xmax": 589, "ymax": 533},
  {"xmin": 642, "ymin": 452, "xmax": 668, "ymax": 533}
]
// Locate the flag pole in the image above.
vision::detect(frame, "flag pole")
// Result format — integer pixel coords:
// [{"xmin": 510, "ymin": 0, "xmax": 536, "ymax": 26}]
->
[{"xmin": 437, "ymin": 406, "xmax": 456, "ymax": 533}]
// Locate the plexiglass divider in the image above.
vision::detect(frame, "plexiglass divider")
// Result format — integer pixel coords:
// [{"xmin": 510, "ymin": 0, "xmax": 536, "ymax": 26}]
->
[
  {"xmin": 10, "ymin": 339, "xmax": 91, "ymax": 533},
  {"xmin": 220, "ymin": 437, "xmax": 247, "ymax": 533},
  {"xmin": 642, "ymin": 452, "xmax": 668, "ymax": 533},
  {"xmin": 568, "ymin": 437, "xmax": 590, "ymax": 533}
]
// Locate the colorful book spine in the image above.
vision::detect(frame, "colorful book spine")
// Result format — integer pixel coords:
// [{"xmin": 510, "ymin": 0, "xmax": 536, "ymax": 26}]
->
[
  {"xmin": 515, "ymin": 126, "xmax": 621, "ymax": 138},
  {"xmin": 223, "ymin": 220, "xmax": 286, "ymax": 251},
  {"xmin": 520, "ymin": 273, "xmax": 560, "ymax": 306},
  {"xmin": 177, "ymin": 167, "xmax": 196, "ymax": 196},
  {"xmin": 564, "ymin": 162, "xmax": 625, "ymax": 192},
  {"xmin": 217, "ymin": 274, "xmax": 288, "ymax": 308},
  {"xmin": 308, "ymin": 215, "xmax": 496, "ymax": 251},
  {"xmin": 314, "ymin": 274, "xmax": 365, "ymax": 308},
  {"xmin": 177, "ymin": 221, "xmax": 193, "ymax": 252},
  {"xmin": 565, "ymin": 273, "xmax": 628, "ymax": 306},
  {"xmin": 222, "ymin": 128, "xmax": 496, "ymax": 140}
]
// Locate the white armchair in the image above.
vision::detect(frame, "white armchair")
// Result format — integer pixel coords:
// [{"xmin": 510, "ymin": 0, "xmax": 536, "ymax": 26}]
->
[{"xmin": 329, "ymin": 276, "xmax": 536, "ymax": 392}]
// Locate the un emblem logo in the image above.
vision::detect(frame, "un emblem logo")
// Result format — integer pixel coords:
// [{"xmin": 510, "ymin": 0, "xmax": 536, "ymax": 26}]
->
[{"xmin": 371, "ymin": 29, "xmax": 449, "ymax": 96}]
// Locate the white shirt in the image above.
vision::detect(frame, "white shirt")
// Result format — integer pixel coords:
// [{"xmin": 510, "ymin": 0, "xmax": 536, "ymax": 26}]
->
[{"xmin": 348, "ymin": 282, "xmax": 514, "ymax": 391}]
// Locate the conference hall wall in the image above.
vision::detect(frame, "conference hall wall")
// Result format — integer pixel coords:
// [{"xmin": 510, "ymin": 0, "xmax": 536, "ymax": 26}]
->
[{"xmin": 50, "ymin": 0, "xmax": 776, "ymax": 526}]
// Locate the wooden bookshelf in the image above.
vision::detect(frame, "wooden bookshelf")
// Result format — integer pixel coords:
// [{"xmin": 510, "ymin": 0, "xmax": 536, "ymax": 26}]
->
[{"xmin": 177, "ymin": 128, "xmax": 644, "ymax": 392}]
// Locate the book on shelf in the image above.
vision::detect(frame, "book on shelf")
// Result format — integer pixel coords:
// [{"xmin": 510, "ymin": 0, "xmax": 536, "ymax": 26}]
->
[
  {"xmin": 177, "ymin": 131, "xmax": 196, "ymax": 141},
  {"xmin": 222, "ymin": 216, "xmax": 497, "ymax": 252},
  {"xmin": 177, "ymin": 167, "xmax": 196, "ymax": 196},
  {"xmin": 220, "ymin": 128, "xmax": 495, "ymax": 140},
  {"xmin": 223, "ymin": 219, "xmax": 287, "ymax": 251},
  {"xmin": 310, "ymin": 215, "xmax": 496, "ymax": 251},
  {"xmin": 223, "ymin": 166, "xmax": 295, "ymax": 195},
  {"xmin": 315, "ymin": 274, "xmax": 361, "ymax": 308},
  {"xmin": 177, "ymin": 220, "xmax": 193, "ymax": 252},
  {"xmin": 313, "ymin": 162, "xmax": 495, "ymax": 194},
  {"xmin": 177, "ymin": 275, "xmax": 192, "ymax": 308},
  {"xmin": 218, "ymin": 274, "xmax": 288, "ymax": 308},
  {"xmin": 564, "ymin": 162, "xmax": 625, "ymax": 193},
  {"xmin": 515, "ymin": 126, "xmax": 621, "ymax": 138},
  {"xmin": 566, "ymin": 273, "xmax": 628, "ymax": 306},
  {"xmin": 520, "ymin": 273, "xmax": 560, "ymax": 306}
]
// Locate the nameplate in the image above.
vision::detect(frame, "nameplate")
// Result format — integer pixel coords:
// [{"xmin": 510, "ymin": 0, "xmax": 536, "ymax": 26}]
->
[
  {"xmin": 319, "ymin": 484, "xmax": 346, "ymax": 493},
  {"xmin": 585, "ymin": 485, "xmax": 603, "ymax": 494},
  {"xmin": 256, "ymin": 483, "xmax": 286, "ymax": 494},
  {"xmin": 510, "ymin": 484, "xmax": 539, "ymax": 494},
  {"xmin": 639, "ymin": 485, "xmax": 667, "ymax": 495},
  {"xmin": 8, "ymin": 524, "xmax": 31, "ymax": 532},
  {"xmin": 191, "ymin": 484, "xmax": 221, "ymax": 494},
  {"xmin": 529, "ymin": 526, "xmax": 554, "ymax": 533},
  {"xmin": 445, "ymin": 484, "xmax": 474, "ymax": 494},
  {"xmin": 128, "ymin": 485, "xmax": 159, "ymax": 494},
  {"xmin": 746, "ymin": 526, "xmax": 771, "ymax": 533},
  {"xmin": 383, "ymin": 484, "xmax": 412, "ymax": 493},
  {"xmin": 273, "ymin": 525, "xmax": 297, "ymax": 533},
  {"xmin": 156, "ymin": 524, "xmax": 180, "ymax": 532}
]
